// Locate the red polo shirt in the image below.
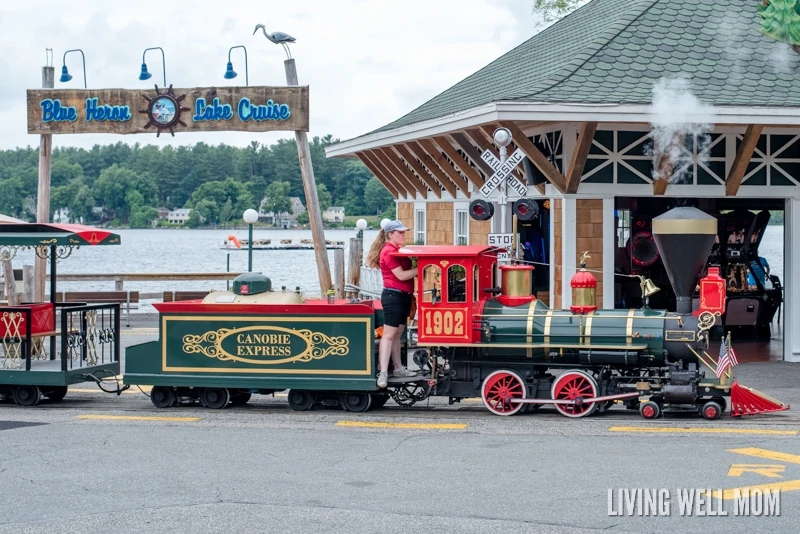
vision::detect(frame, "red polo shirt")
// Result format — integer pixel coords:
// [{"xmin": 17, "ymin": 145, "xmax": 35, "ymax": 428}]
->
[{"xmin": 379, "ymin": 242, "xmax": 414, "ymax": 293}]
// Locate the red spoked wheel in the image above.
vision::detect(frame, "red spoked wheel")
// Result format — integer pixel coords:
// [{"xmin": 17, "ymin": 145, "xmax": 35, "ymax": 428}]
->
[
  {"xmin": 551, "ymin": 370, "xmax": 598, "ymax": 418},
  {"xmin": 482, "ymin": 370, "xmax": 527, "ymax": 416}
]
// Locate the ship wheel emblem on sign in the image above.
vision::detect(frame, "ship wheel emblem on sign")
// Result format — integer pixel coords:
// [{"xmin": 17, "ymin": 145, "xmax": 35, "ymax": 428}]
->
[
  {"xmin": 479, "ymin": 128, "xmax": 528, "ymax": 198},
  {"xmin": 139, "ymin": 85, "xmax": 190, "ymax": 137}
]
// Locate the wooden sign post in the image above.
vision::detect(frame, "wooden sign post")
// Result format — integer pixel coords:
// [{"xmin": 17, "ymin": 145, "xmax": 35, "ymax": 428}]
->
[
  {"xmin": 283, "ymin": 59, "xmax": 332, "ymax": 296},
  {"xmin": 34, "ymin": 64, "xmax": 55, "ymax": 302}
]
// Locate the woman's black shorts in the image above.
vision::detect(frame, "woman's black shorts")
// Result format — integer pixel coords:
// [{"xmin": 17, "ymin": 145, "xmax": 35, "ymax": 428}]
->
[{"xmin": 381, "ymin": 289, "xmax": 412, "ymax": 327}]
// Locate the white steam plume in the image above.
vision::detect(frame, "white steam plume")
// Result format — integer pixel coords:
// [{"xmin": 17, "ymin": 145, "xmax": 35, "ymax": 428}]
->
[{"xmin": 647, "ymin": 77, "xmax": 716, "ymax": 185}]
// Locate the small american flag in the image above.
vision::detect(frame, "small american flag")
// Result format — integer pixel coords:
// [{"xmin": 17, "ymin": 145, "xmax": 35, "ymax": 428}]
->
[
  {"xmin": 728, "ymin": 343, "xmax": 739, "ymax": 366},
  {"xmin": 716, "ymin": 337, "xmax": 731, "ymax": 379}
]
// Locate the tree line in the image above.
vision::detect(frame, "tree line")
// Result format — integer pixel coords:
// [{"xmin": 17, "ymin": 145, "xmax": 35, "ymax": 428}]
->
[{"xmin": 0, "ymin": 135, "xmax": 395, "ymax": 228}]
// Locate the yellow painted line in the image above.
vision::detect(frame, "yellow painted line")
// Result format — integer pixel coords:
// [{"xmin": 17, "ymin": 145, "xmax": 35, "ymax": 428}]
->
[
  {"xmin": 336, "ymin": 421, "xmax": 467, "ymax": 430},
  {"xmin": 729, "ymin": 447, "xmax": 800, "ymax": 464},
  {"xmin": 76, "ymin": 415, "xmax": 198, "ymax": 422},
  {"xmin": 727, "ymin": 464, "xmax": 785, "ymax": 478},
  {"xmin": 608, "ymin": 426, "xmax": 797, "ymax": 435},
  {"xmin": 707, "ymin": 480, "xmax": 800, "ymax": 500}
]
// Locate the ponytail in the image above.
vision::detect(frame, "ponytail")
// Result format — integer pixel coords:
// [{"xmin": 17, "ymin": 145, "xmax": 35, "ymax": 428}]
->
[{"xmin": 365, "ymin": 229, "xmax": 386, "ymax": 269}]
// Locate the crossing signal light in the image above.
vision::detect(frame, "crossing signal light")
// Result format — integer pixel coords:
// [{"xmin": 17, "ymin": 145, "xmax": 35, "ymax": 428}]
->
[
  {"xmin": 513, "ymin": 198, "xmax": 539, "ymax": 221},
  {"xmin": 469, "ymin": 199, "xmax": 494, "ymax": 221}
]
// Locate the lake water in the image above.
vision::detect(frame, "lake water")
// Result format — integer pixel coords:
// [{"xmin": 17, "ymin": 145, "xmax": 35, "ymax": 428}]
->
[{"xmin": 4, "ymin": 225, "xmax": 785, "ymax": 312}]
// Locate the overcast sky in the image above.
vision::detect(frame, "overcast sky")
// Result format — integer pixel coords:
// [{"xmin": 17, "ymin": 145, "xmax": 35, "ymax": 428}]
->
[{"xmin": 0, "ymin": 0, "xmax": 542, "ymax": 151}]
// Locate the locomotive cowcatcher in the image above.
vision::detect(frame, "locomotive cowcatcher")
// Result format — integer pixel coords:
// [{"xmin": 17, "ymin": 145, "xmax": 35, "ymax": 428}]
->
[{"xmin": 124, "ymin": 207, "xmax": 788, "ymax": 419}]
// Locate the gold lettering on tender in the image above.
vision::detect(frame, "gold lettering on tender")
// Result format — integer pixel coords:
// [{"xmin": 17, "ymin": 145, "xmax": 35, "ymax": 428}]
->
[{"xmin": 235, "ymin": 330, "xmax": 294, "ymax": 358}]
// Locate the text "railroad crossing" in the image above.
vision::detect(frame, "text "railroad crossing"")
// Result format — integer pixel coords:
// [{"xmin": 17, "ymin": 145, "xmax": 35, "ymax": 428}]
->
[{"xmin": 479, "ymin": 148, "xmax": 528, "ymax": 198}]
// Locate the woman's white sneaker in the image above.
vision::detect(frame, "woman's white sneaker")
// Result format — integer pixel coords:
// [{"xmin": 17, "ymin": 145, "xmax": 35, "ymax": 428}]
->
[
  {"xmin": 392, "ymin": 366, "xmax": 417, "ymax": 378},
  {"xmin": 376, "ymin": 372, "xmax": 388, "ymax": 388}
]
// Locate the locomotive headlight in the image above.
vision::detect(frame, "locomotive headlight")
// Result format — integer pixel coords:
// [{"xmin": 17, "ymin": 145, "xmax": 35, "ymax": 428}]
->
[{"xmin": 493, "ymin": 127, "xmax": 512, "ymax": 147}]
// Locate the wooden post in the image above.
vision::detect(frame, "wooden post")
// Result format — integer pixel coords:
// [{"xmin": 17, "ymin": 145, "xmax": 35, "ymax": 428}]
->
[
  {"xmin": 284, "ymin": 58, "xmax": 332, "ymax": 296},
  {"xmin": 347, "ymin": 237, "xmax": 363, "ymax": 299},
  {"xmin": 23, "ymin": 265, "xmax": 34, "ymax": 303},
  {"xmin": 334, "ymin": 248, "xmax": 345, "ymax": 299},
  {"xmin": 34, "ymin": 64, "xmax": 55, "ymax": 302},
  {"xmin": 2, "ymin": 260, "xmax": 19, "ymax": 306}
]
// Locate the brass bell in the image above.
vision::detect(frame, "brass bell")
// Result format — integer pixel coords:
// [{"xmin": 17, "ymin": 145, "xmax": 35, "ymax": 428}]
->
[{"xmin": 640, "ymin": 277, "xmax": 661, "ymax": 298}]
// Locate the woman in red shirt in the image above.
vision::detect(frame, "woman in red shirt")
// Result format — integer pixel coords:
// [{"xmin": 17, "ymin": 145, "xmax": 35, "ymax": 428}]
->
[{"xmin": 365, "ymin": 220, "xmax": 418, "ymax": 388}]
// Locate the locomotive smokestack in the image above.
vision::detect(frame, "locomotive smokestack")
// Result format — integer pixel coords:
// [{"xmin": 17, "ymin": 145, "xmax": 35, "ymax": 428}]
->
[{"xmin": 651, "ymin": 207, "xmax": 717, "ymax": 314}]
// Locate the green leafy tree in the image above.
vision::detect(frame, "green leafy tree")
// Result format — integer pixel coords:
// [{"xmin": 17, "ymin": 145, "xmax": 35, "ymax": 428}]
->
[
  {"xmin": 759, "ymin": 0, "xmax": 800, "ymax": 49},
  {"xmin": 129, "ymin": 206, "xmax": 160, "ymax": 228},
  {"xmin": 296, "ymin": 211, "xmax": 309, "ymax": 225},
  {"xmin": 364, "ymin": 177, "xmax": 393, "ymax": 215},
  {"xmin": 263, "ymin": 181, "xmax": 293, "ymax": 224},
  {"xmin": 533, "ymin": 0, "xmax": 590, "ymax": 25},
  {"xmin": 316, "ymin": 183, "xmax": 332, "ymax": 211}
]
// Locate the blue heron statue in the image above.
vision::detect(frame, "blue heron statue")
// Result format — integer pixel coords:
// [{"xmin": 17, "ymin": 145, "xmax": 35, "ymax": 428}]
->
[{"xmin": 253, "ymin": 23, "xmax": 296, "ymax": 59}]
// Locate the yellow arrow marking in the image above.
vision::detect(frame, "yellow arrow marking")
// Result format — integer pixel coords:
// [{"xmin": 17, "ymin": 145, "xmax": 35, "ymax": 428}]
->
[
  {"xmin": 727, "ymin": 464, "xmax": 785, "ymax": 478},
  {"xmin": 708, "ymin": 447, "xmax": 800, "ymax": 500}
]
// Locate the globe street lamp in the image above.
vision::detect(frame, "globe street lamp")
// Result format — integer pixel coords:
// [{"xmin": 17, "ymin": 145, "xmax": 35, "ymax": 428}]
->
[
  {"xmin": 356, "ymin": 218, "xmax": 368, "ymax": 239},
  {"xmin": 243, "ymin": 208, "xmax": 259, "ymax": 272}
]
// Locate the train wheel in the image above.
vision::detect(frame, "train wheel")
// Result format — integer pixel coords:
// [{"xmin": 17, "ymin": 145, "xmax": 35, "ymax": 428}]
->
[
  {"xmin": 481, "ymin": 370, "xmax": 527, "ymax": 416},
  {"xmin": 340, "ymin": 392, "xmax": 372, "ymax": 412},
  {"xmin": 202, "ymin": 388, "xmax": 230, "ymax": 409},
  {"xmin": 551, "ymin": 371, "xmax": 598, "ymax": 418},
  {"xmin": 711, "ymin": 397, "xmax": 727, "ymax": 413},
  {"xmin": 288, "ymin": 390, "xmax": 315, "ymax": 411},
  {"xmin": 701, "ymin": 400, "xmax": 723, "ymax": 420},
  {"xmin": 639, "ymin": 401, "xmax": 661, "ymax": 419},
  {"xmin": 13, "ymin": 385, "xmax": 41, "ymax": 407},
  {"xmin": 151, "ymin": 386, "xmax": 177, "ymax": 409},
  {"xmin": 44, "ymin": 386, "xmax": 68, "ymax": 402}
]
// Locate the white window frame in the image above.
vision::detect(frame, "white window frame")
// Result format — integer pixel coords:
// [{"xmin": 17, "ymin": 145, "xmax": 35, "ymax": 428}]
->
[
  {"xmin": 414, "ymin": 207, "xmax": 426, "ymax": 244},
  {"xmin": 454, "ymin": 206, "xmax": 469, "ymax": 245}
]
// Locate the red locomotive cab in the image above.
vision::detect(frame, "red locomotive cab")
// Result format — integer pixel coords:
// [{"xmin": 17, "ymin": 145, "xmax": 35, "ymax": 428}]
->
[{"xmin": 393, "ymin": 245, "xmax": 499, "ymax": 344}]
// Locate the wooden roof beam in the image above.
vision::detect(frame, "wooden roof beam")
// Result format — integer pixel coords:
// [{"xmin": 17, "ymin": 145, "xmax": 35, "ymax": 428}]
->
[
  {"xmin": 452, "ymin": 131, "xmax": 493, "ymax": 177},
  {"xmin": 415, "ymin": 139, "xmax": 470, "ymax": 193},
  {"xmin": 432, "ymin": 136, "xmax": 485, "ymax": 190},
  {"xmin": 394, "ymin": 144, "xmax": 452, "ymax": 198},
  {"xmin": 363, "ymin": 150, "xmax": 411, "ymax": 198},
  {"xmin": 726, "ymin": 125, "xmax": 764, "ymax": 196},
  {"xmin": 403, "ymin": 142, "xmax": 459, "ymax": 198},
  {"xmin": 380, "ymin": 146, "xmax": 438, "ymax": 199},
  {"xmin": 372, "ymin": 149, "xmax": 425, "ymax": 198},
  {"xmin": 652, "ymin": 133, "xmax": 685, "ymax": 196},
  {"xmin": 499, "ymin": 121, "xmax": 567, "ymax": 194},
  {"xmin": 356, "ymin": 152, "xmax": 400, "ymax": 198},
  {"xmin": 565, "ymin": 122, "xmax": 598, "ymax": 194}
]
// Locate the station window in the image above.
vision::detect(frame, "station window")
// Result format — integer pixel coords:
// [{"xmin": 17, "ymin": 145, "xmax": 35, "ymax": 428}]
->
[
  {"xmin": 415, "ymin": 209, "xmax": 426, "ymax": 244},
  {"xmin": 447, "ymin": 265, "xmax": 467, "ymax": 303},
  {"xmin": 455, "ymin": 209, "xmax": 469, "ymax": 245},
  {"xmin": 616, "ymin": 209, "xmax": 631, "ymax": 248}
]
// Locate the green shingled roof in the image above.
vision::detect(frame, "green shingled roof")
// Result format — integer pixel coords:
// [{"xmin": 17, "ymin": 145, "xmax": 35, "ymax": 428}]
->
[{"xmin": 374, "ymin": 0, "xmax": 800, "ymax": 134}]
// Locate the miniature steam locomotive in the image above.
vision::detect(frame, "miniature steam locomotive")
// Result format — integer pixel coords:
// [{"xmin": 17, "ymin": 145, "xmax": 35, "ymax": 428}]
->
[{"xmin": 123, "ymin": 206, "xmax": 787, "ymax": 419}]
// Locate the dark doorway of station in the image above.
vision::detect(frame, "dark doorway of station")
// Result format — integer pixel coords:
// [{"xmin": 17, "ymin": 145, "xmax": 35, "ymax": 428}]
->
[
  {"xmin": 614, "ymin": 197, "xmax": 784, "ymax": 350},
  {"xmin": 516, "ymin": 199, "xmax": 551, "ymax": 303}
]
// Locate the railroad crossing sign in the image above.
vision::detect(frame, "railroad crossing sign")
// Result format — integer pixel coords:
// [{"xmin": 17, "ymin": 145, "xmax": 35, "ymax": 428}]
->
[{"xmin": 479, "ymin": 147, "xmax": 528, "ymax": 198}]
